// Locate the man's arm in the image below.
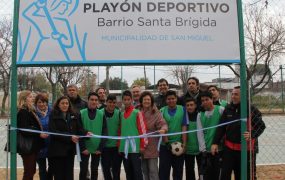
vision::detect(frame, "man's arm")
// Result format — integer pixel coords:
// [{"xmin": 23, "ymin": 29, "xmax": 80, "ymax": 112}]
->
[
  {"xmin": 213, "ymin": 108, "xmax": 228, "ymax": 145},
  {"xmin": 77, "ymin": 113, "xmax": 87, "ymax": 153},
  {"xmin": 250, "ymin": 106, "xmax": 266, "ymax": 139}
]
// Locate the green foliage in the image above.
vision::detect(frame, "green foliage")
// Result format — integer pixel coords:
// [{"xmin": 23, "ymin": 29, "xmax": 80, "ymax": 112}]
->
[
  {"xmin": 100, "ymin": 77, "xmax": 128, "ymax": 90},
  {"xmin": 132, "ymin": 77, "xmax": 151, "ymax": 87},
  {"xmin": 252, "ymin": 95, "xmax": 282, "ymax": 108},
  {"xmin": 33, "ymin": 73, "xmax": 51, "ymax": 92}
]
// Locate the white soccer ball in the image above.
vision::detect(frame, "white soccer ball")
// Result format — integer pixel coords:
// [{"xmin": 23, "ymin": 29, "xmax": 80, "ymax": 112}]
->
[{"xmin": 170, "ymin": 142, "xmax": 184, "ymax": 156}]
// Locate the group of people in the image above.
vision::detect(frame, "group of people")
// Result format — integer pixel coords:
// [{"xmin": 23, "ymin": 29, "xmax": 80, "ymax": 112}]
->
[{"xmin": 15, "ymin": 77, "xmax": 266, "ymax": 180}]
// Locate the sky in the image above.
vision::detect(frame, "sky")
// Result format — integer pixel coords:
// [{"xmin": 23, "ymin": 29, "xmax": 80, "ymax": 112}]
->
[{"xmin": 1, "ymin": 0, "xmax": 285, "ymax": 86}]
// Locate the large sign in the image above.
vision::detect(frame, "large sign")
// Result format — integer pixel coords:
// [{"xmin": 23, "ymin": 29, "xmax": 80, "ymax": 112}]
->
[{"xmin": 17, "ymin": 0, "xmax": 241, "ymax": 65}]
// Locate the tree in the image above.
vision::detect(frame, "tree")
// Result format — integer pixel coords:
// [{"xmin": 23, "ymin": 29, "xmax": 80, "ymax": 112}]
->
[
  {"xmin": 132, "ymin": 77, "xmax": 151, "ymax": 88},
  {"xmin": 100, "ymin": 77, "xmax": 128, "ymax": 90},
  {"xmin": 79, "ymin": 70, "xmax": 97, "ymax": 96},
  {"xmin": 227, "ymin": 4, "xmax": 285, "ymax": 95},
  {"xmin": 41, "ymin": 66, "xmax": 90, "ymax": 102},
  {"xmin": 169, "ymin": 66, "xmax": 193, "ymax": 92},
  {"xmin": 42, "ymin": 67, "xmax": 61, "ymax": 103},
  {"xmin": 57, "ymin": 66, "xmax": 89, "ymax": 94},
  {"xmin": 0, "ymin": 18, "xmax": 12, "ymax": 116},
  {"xmin": 33, "ymin": 73, "xmax": 51, "ymax": 92},
  {"xmin": 17, "ymin": 68, "xmax": 38, "ymax": 91}
]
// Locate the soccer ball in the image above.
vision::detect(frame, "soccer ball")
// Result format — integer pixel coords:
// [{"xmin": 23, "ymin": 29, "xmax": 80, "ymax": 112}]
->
[{"xmin": 170, "ymin": 142, "xmax": 184, "ymax": 156}]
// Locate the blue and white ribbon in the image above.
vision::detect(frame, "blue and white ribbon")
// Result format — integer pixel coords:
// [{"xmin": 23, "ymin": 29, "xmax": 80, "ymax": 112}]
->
[
  {"xmin": 76, "ymin": 142, "xmax": 81, "ymax": 162},
  {"xmin": 124, "ymin": 137, "xmax": 136, "ymax": 159},
  {"xmin": 10, "ymin": 118, "xmax": 241, "ymax": 160}
]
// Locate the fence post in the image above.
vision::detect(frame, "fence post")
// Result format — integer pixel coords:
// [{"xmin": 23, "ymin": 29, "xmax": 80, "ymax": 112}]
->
[
  {"xmin": 219, "ymin": 65, "xmax": 221, "ymax": 89},
  {"xmin": 97, "ymin": 66, "xmax": 100, "ymax": 86},
  {"xmin": 10, "ymin": 0, "xmax": 20, "ymax": 179},
  {"xmin": 153, "ymin": 65, "xmax": 156, "ymax": 92},
  {"xmin": 237, "ymin": 0, "xmax": 248, "ymax": 179},
  {"xmin": 87, "ymin": 67, "xmax": 90, "ymax": 94},
  {"xmin": 121, "ymin": 66, "xmax": 123, "ymax": 94},
  {"xmin": 280, "ymin": 65, "xmax": 284, "ymax": 112}
]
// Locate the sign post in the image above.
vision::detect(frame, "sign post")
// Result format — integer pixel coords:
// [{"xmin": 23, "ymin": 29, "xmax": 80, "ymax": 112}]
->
[{"xmin": 236, "ymin": 0, "xmax": 248, "ymax": 179}]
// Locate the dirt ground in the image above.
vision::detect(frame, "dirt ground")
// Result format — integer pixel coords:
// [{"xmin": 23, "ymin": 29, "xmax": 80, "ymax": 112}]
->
[
  {"xmin": 257, "ymin": 164, "xmax": 285, "ymax": 180},
  {"xmin": 1, "ymin": 164, "xmax": 285, "ymax": 180}
]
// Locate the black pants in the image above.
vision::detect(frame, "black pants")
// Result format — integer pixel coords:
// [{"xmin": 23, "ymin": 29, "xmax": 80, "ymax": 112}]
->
[
  {"xmin": 37, "ymin": 157, "xmax": 53, "ymax": 180},
  {"xmin": 199, "ymin": 152, "xmax": 223, "ymax": 180},
  {"xmin": 101, "ymin": 147, "xmax": 122, "ymax": 180},
  {"xmin": 221, "ymin": 147, "xmax": 256, "ymax": 180},
  {"xmin": 79, "ymin": 153, "xmax": 100, "ymax": 180},
  {"xmin": 21, "ymin": 153, "xmax": 38, "ymax": 180},
  {"xmin": 48, "ymin": 154, "xmax": 75, "ymax": 180},
  {"xmin": 123, "ymin": 153, "xmax": 143, "ymax": 180},
  {"xmin": 184, "ymin": 154, "xmax": 201, "ymax": 180},
  {"xmin": 159, "ymin": 145, "xmax": 184, "ymax": 180}
]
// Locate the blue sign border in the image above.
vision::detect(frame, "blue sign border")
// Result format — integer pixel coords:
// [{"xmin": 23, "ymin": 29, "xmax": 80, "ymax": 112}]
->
[{"xmin": 17, "ymin": 59, "xmax": 240, "ymax": 66}]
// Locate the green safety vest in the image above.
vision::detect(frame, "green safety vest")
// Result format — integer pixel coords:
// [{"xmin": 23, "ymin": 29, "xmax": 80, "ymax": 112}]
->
[
  {"xmin": 101, "ymin": 108, "xmax": 120, "ymax": 148},
  {"xmin": 80, "ymin": 108, "xmax": 104, "ymax": 153},
  {"xmin": 200, "ymin": 105, "xmax": 222, "ymax": 152},
  {"xmin": 119, "ymin": 109, "xmax": 140, "ymax": 153},
  {"xmin": 186, "ymin": 118, "xmax": 200, "ymax": 155},
  {"xmin": 160, "ymin": 105, "xmax": 184, "ymax": 144}
]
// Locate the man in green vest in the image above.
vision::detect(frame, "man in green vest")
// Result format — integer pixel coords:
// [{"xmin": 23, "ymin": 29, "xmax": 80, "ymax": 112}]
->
[
  {"xmin": 79, "ymin": 92, "xmax": 107, "ymax": 180},
  {"xmin": 159, "ymin": 90, "xmax": 186, "ymax": 180},
  {"xmin": 197, "ymin": 91, "xmax": 224, "ymax": 180},
  {"xmin": 207, "ymin": 85, "xmax": 228, "ymax": 107},
  {"xmin": 101, "ymin": 94, "xmax": 122, "ymax": 180},
  {"xmin": 119, "ymin": 90, "xmax": 147, "ymax": 180},
  {"xmin": 182, "ymin": 98, "xmax": 201, "ymax": 180}
]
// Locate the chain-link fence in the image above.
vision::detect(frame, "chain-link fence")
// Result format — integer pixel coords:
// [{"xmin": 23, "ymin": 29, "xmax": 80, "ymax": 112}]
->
[{"xmin": 251, "ymin": 66, "xmax": 285, "ymax": 179}]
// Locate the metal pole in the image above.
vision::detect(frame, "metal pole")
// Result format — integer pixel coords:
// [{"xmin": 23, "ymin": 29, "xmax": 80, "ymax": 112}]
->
[
  {"xmin": 87, "ymin": 67, "xmax": 90, "ymax": 94},
  {"xmin": 97, "ymin": 66, "xmax": 100, "ymax": 86},
  {"xmin": 121, "ymin": 66, "xmax": 123, "ymax": 94},
  {"xmin": 237, "ymin": 0, "xmax": 248, "ymax": 179},
  {"xmin": 10, "ymin": 0, "xmax": 20, "ymax": 179},
  {"xmin": 219, "ymin": 65, "xmax": 221, "ymax": 89},
  {"xmin": 153, "ymin": 65, "xmax": 156, "ymax": 92},
  {"xmin": 280, "ymin": 65, "xmax": 284, "ymax": 112}
]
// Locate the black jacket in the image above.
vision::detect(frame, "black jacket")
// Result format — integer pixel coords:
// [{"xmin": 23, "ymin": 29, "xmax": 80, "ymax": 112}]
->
[
  {"xmin": 179, "ymin": 90, "xmax": 203, "ymax": 111},
  {"xmin": 154, "ymin": 93, "xmax": 167, "ymax": 110},
  {"xmin": 17, "ymin": 108, "xmax": 44, "ymax": 154},
  {"xmin": 69, "ymin": 96, "xmax": 87, "ymax": 114},
  {"xmin": 48, "ymin": 111, "xmax": 86, "ymax": 157},
  {"xmin": 213, "ymin": 103, "xmax": 266, "ymax": 153}
]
